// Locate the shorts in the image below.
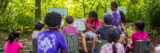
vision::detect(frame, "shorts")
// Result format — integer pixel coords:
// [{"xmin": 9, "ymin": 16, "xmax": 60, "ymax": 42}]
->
[
  {"xmin": 32, "ymin": 38, "xmax": 37, "ymax": 53},
  {"xmin": 85, "ymin": 31, "xmax": 94, "ymax": 40}
]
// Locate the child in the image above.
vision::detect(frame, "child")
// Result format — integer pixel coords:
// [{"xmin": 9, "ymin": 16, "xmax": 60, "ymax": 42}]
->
[
  {"xmin": 4, "ymin": 31, "xmax": 23, "ymax": 53},
  {"xmin": 126, "ymin": 20, "xmax": 148, "ymax": 52},
  {"xmin": 92, "ymin": 14, "xmax": 125, "ymax": 52},
  {"xmin": 81, "ymin": 11, "xmax": 102, "ymax": 53},
  {"xmin": 100, "ymin": 28, "xmax": 125, "ymax": 53},
  {"xmin": 62, "ymin": 15, "xmax": 79, "ymax": 36},
  {"xmin": 32, "ymin": 21, "xmax": 45, "ymax": 53},
  {"xmin": 111, "ymin": 1, "xmax": 121, "ymax": 30},
  {"xmin": 37, "ymin": 12, "xmax": 68, "ymax": 53}
]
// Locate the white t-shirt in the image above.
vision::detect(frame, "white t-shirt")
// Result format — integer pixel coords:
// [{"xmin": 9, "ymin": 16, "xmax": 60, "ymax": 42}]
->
[
  {"xmin": 32, "ymin": 31, "xmax": 41, "ymax": 39},
  {"xmin": 100, "ymin": 43, "xmax": 125, "ymax": 53}
]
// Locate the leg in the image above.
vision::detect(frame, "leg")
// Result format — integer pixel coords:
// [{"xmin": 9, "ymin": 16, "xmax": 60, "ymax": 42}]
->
[
  {"xmin": 92, "ymin": 34, "xmax": 98, "ymax": 52},
  {"xmin": 81, "ymin": 33, "xmax": 90, "ymax": 52}
]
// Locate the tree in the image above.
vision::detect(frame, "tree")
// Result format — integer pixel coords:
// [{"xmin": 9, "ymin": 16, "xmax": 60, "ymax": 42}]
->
[{"xmin": 35, "ymin": 0, "xmax": 41, "ymax": 18}]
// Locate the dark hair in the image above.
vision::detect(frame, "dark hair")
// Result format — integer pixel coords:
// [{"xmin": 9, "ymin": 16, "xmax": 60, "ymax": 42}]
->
[
  {"xmin": 65, "ymin": 15, "xmax": 74, "ymax": 24},
  {"xmin": 106, "ymin": 28, "xmax": 120, "ymax": 53},
  {"xmin": 111, "ymin": 1, "xmax": 118, "ymax": 8},
  {"xmin": 35, "ymin": 21, "xmax": 44, "ymax": 30},
  {"xmin": 135, "ymin": 20, "xmax": 145, "ymax": 31},
  {"xmin": 119, "ymin": 11, "xmax": 127, "ymax": 23},
  {"xmin": 103, "ymin": 14, "xmax": 113, "ymax": 25},
  {"xmin": 89, "ymin": 11, "xmax": 98, "ymax": 20},
  {"xmin": 89, "ymin": 11, "xmax": 98, "ymax": 28},
  {"xmin": 44, "ymin": 11, "xmax": 62, "ymax": 30},
  {"xmin": 8, "ymin": 31, "xmax": 19, "ymax": 44}
]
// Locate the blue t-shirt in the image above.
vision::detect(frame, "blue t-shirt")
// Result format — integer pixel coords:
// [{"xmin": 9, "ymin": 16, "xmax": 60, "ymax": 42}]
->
[{"xmin": 37, "ymin": 30, "xmax": 68, "ymax": 53}]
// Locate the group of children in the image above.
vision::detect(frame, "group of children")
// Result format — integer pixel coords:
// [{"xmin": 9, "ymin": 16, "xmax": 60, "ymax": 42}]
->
[{"xmin": 3, "ymin": 1, "xmax": 151, "ymax": 53}]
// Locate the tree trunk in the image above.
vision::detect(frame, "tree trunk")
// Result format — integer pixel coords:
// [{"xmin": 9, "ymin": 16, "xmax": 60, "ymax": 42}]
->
[
  {"xmin": 35, "ymin": 0, "xmax": 41, "ymax": 18},
  {"xmin": 83, "ymin": 0, "xmax": 85, "ymax": 17}
]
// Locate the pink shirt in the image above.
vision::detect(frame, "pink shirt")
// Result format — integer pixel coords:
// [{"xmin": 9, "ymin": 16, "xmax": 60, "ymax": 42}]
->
[
  {"xmin": 62, "ymin": 26, "xmax": 79, "ymax": 36},
  {"xmin": 86, "ymin": 18, "xmax": 102, "ymax": 31},
  {"xmin": 100, "ymin": 43, "xmax": 125, "ymax": 53},
  {"xmin": 4, "ymin": 41, "xmax": 23, "ymax": 53},
  {"xmin": 131, "ymin": 31, "xmax": 148, "ymax": 50}
]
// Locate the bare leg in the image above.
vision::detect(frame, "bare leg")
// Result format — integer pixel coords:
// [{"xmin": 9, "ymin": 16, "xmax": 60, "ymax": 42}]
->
[
  {"xmin": 92, "ymin": 35, "xmax": 98, "ymax": 52},
  {"xmin": 82, "ymin": 33, "xmax": 90, "ymax": 52}
]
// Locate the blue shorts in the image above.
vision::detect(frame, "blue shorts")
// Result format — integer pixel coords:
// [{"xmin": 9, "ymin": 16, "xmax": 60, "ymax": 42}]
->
[{"xmin": 85, "ymin": 31, "xmax": 94, "ymax": 40}]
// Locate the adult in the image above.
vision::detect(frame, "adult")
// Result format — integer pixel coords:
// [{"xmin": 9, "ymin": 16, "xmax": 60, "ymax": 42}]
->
[{"xmin": 81, "ymin": 11, "xmax": 102, "ymax": 53}]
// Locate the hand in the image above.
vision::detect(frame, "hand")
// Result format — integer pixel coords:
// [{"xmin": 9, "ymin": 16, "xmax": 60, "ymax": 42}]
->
[
  {"xmin": 114, "ymin": 22, "xmax": 118, "ymax": 26},
  {"xmin": 127, "ymin": 44, "xmax": 132, "ymax": 48},
  {"xmin": 85, "ymin": 23, "xmax": 90, "ymax": 28}
]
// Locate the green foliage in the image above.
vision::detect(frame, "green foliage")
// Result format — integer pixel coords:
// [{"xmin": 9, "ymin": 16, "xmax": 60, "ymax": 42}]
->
[
  {"xmin": 149, "ymin": 29, "xmax": 158, "ymax": 37},
  {"xmin": 147, "ymin": 0, "xmax": 160, "ymax": 27},
  {"xmin": 0, "ymin": 0, "xmax": 159, "ymax": 33}
]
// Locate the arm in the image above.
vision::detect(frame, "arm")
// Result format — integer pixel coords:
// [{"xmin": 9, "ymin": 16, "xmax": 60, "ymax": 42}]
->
[
  {"xmin": 18, "ymin": 43, "xmax": 23, "ymax": 53},
  {"xmin": 119, "ymin": 33, "xmax": 126, "ymax": 44},
  {"xmin": 85, "ymin": 19, "xmax": 102, "ymax": 32},
  {"xmin": 114, "ymin": 22, "xmax": 118, "ymax": 26},
  {"xmin": 19, "ymin": 48, "xmax": 23, "ymax": 53},
  {"xmin": 61, "ymin": 49, "xmax": 68, "ymax": 53},
  {"xmin": 85, "ymin": 23, "xmax": 96, "ymax": 32}
]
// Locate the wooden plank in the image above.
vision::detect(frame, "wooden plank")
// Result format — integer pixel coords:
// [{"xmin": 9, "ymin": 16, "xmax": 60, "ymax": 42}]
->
[
  {"xmin": 133, "ymin": 40, "xmax": 150, "ymax": 53},
  {"xmin": 64, "ymin": 34, "xmax": 79, "ymax": 53},
  {"xmin": 95, "ymin": 40, "xmax": 108, "ymax": 53}
]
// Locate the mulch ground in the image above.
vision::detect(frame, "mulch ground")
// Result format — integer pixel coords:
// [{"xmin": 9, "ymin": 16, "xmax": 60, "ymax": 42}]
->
[{"xmin": 0, "ymin": 32, "xmax": 160, "ymax": 53}]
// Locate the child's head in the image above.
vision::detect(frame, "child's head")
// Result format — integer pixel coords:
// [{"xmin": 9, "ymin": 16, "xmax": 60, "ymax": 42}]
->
[
  {"xmin": 44, "ymin": 12, "xmax": 62, "ymax": 30},
  {"xmin": 35, "ymin": 21, "xmax": 45, "ymax": 31},
  {"xmin": 106, "ymin": 28, "xmax": 120, "ymax": 43},
  {"xmin": 65, "ymin": 15, "xmax": 74, "ymax": 24},
  {"xmin": 111, "ymin": 1, "xmax": 118, "ymax": 11},
  {"xmin": 135, "ymin": 20, "xmax": 145, "ymax": 31},
  {"xmin": 88, "ymin": 11, "xmax": 98, "ymax": 21},
  {"xmin": 103, "ymin": 14, "xmax": 113, "ymax": 25},
  {"xmin": 106, "ymin": 28, "xmax": 120, "ymax": 53},
  {"xmin": 8, "ymin": 31, "xmax": 19, "ymax": 44}
]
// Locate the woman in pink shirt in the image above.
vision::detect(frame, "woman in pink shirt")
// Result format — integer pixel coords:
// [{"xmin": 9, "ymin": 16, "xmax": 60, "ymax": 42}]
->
[
  {"xmin": 126, "ymin": 20, "xmax": 148, "ymax": 53},
  {"xmin": 4, "ymin": 31, "xmax": 23, "ymax": 53},
  {"xmin": 81, "ymin": 11, "xmax": 102, "ymax": 53}
]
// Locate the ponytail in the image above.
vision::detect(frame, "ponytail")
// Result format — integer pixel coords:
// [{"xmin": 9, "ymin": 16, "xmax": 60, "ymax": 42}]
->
[
  {"xmin": 112, "ymin": 43, "xmax": 117, "ymax": 53},
  {"xmin": 8, "ymin": 34, "xmax": 14, "ymax": 44},
  {"xmin": 8, "ymin": 31, "xmax": 19, "ymax": 44},
  {"xmin": 106, "ymin": 28, "xmax": 120, "ymax": 53}
]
